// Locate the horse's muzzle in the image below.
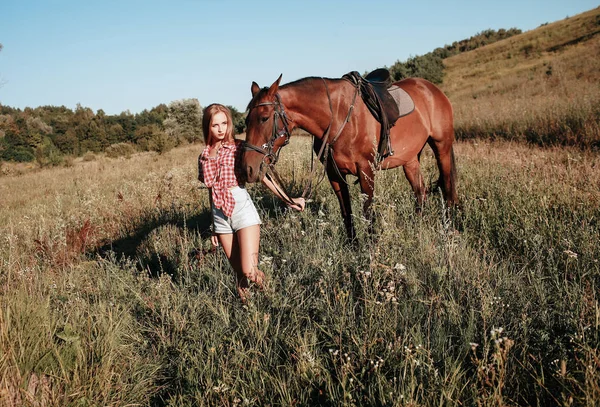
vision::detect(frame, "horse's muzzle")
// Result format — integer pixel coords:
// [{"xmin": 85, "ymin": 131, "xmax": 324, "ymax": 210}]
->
[{"xmin": 245, "ymin": 164, "xmax": 260, "ymax": 183}]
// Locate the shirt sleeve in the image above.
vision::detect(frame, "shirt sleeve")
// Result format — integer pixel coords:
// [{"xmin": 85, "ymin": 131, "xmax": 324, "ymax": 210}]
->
[{"xmin": 198, "ymin": 149, "xmax": 218, "ymax": 187}]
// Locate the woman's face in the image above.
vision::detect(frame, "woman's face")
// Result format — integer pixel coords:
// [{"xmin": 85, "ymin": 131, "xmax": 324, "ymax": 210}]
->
[{"xmin": 209, "ymin": 111, "xmax": 228, "ymax": 144}]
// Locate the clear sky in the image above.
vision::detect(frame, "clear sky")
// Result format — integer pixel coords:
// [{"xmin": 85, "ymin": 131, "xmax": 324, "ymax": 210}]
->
[{"xmin": 1, "ymin": 0, "xmax": 598, "ymax": 115}]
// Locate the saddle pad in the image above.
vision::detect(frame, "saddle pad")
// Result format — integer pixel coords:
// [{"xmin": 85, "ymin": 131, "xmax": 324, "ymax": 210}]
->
[{"xmin": 388, "ymin": 85, "xmax": 415, "ymax": 118}]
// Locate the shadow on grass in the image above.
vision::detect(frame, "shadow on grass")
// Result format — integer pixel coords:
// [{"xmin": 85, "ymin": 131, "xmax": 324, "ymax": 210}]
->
[
  {"xmin": 92, "ymin": 208, "xmax": 214, "ymax": 279},
  {"xmin": 91, "ymin": 187, "xmax": 301, "ymax": 280}
]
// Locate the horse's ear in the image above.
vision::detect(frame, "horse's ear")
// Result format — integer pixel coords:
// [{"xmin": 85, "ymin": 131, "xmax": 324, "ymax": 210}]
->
[
  {"xmin": 251, "ymin": 81, "xmax": 260, "ymax": 97},
  {"xmin": 267, "ymin": 74, "xmax": 283, "ymax": 95}
]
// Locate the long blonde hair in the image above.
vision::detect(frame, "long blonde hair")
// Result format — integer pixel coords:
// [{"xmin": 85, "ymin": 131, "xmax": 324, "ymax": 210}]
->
[{"xmin": 202, "ymin": 103, "xmax": 234, "ymax": 144}]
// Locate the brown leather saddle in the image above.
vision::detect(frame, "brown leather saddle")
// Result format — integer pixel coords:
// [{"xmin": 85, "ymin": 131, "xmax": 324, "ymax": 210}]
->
[{"xmin": 342, "ymin": 68, "xmax": 414, "ymax": 161}]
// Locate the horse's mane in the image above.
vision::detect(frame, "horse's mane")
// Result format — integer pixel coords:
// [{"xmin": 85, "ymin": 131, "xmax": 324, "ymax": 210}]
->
[
  {"xmin": 246, "ymin": 76, "xmax": 346, "ymax": 111},
  {"xmin": 283, "ymin": 76, "xmax": 346, "ymax": 88}
]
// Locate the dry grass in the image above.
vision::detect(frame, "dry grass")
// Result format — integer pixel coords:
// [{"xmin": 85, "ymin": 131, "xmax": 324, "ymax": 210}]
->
[{"xmin": 1, "ymin": 136, "xmax": 599, "ymax": 405}]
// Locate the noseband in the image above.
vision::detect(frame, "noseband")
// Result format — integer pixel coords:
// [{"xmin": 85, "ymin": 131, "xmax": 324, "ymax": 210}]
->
[{"xmin": 244, "ymin": 93, "xmax": 291, "ymax": 166}]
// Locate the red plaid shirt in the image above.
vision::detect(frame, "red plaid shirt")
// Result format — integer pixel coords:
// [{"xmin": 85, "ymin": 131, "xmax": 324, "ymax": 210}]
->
[{"xmin": 198, "ymin": 139, "xmax": 246, "ymax": 217}]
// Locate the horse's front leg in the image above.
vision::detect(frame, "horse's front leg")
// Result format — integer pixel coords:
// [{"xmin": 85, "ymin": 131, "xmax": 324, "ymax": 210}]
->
[
  {"xmin": 315, "ymin": 139, "xmax": 356, "ymax": 243},
  {"xmin": 357, "ymin": 165, "xmax": 376, "ymax": 236},
  {"xmin": 326, "ymin": 168, "xmax": 355, "ymax": 243}
]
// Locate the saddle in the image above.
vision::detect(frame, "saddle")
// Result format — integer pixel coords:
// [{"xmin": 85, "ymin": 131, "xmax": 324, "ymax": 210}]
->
[{"xmin": 342, "ymin": 68, "xmax": 414, "ymax": 161}]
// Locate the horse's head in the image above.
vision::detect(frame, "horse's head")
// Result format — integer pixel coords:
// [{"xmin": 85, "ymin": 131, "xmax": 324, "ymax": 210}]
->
[{"xmin": 243, "ymin": 74, "xmax": 294, "ymax": 183}]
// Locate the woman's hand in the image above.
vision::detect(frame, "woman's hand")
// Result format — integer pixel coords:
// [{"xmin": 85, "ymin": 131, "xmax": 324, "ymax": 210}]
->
[
  {"xmin": 211, "ymin": 234, "xmax": 219, "ymax": 248},
  {"xmin": 288, "ymin": 197, "xmax": 306, "ymax": 212}
]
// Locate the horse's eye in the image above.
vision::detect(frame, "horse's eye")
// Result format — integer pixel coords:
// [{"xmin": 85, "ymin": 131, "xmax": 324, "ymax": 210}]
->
[{"xmin": 260, "ymin": 116, "xmax": 269, "ymax": 123}]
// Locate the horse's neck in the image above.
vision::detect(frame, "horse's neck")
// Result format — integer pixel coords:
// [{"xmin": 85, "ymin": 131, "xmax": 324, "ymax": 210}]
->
[{"xmin": 282, "ymin": 78, "xmax": 343, "ymax": 139}]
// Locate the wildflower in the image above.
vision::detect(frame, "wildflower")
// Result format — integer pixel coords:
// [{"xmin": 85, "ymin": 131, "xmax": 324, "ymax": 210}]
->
[
  {"xmin": 490, "ymin": 327, "xmax": 504, "ymax": 337},
  {"xmin": 394, "ymin": 263, "xmax": 407, "ymax": 273}
]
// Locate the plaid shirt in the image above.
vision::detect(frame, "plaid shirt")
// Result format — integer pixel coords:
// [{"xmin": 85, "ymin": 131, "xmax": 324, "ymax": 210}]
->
[{"xmin": 198, "ymin": 139, "xmax": 246, "ymax": 217}]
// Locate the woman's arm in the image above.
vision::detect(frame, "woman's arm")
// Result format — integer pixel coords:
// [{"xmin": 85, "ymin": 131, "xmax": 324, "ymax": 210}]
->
[
  {"xmin": 261, "ymin": 173, "xmax": 305, "ymax": 211},
  {"xmin": 198, "ymin": 147, "xmax": 219, "ymax": 188}
]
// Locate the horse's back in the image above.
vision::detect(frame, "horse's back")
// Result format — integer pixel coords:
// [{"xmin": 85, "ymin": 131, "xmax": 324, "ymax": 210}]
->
[
  {"xmin": 394, "ymin": 78, "xmax": 451, "ymax": 109},
  {"xmin": 394, "ymin": 77, "xmax": 453, "ymax": 135}
]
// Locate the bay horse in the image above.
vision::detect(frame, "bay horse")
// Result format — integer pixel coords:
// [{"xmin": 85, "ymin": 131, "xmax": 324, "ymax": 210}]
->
[{"xmin": 242, "ymin": 73, "xmax": 458, "ymax": 241}]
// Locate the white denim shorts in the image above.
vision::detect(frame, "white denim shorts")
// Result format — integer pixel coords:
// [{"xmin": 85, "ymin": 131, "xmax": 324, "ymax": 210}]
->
[{"xmin": 212, "ymin": 186, "xmax": 262, "ymax": 234}]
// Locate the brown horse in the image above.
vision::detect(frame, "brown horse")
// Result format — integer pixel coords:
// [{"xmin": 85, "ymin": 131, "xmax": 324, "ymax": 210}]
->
[{"xmin": 242, "ymin": 73, "xmax": 458, "ymax": 241}]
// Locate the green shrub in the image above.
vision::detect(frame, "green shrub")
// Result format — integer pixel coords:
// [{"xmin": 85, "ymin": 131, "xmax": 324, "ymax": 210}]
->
[
  {"xmin": 105, "ymin": 142, "xmax": 137, "ymax": 158},
  {"xmin": 35, "ymin": 138, "xmax": 64, "ymax": 167},
  {"xmin": 82, "ymin": 151, "xmax": 96, "ymax": 162},
  {"xmin": 2, "ymin": 145, "xmax": 35, "ymax": 162}
]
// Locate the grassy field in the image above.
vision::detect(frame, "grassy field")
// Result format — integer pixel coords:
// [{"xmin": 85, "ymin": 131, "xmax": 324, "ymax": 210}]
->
[
  {"xmin": 1, "ymin": 135, "xmax": 599, "ymax": 406},
  {"xmin": 2, "ymin": 7, "xmax": 600, "ymax": 407}
]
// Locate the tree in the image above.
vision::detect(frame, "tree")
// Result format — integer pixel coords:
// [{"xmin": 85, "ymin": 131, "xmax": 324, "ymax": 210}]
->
[
  {"xmin": 35, "ymin": 137, "xmax": 63, "ymax": 167},
  {"xmin": 390, "ymin": 54, "xmax": 445, "ymax": 84},
  {"xmin": 26, "ymin": 116, "xmax": 53, "ymax": 147},
  {"xmin": 0, "ymin": 114, "xmax": 35, "ymax": 161},
  {"xmin": 134, "ymin": 124, "xmax": 172, "ymax": 153},
  {"xmin": 164, "ymin": 99, "xmax": 202, "ymax": 144},
  {"xmin": 53, "ymin": 128, "xmax": 79, "ymax": 155},
  {"xmin": 228, "ymin": 105, "xmax": 246, "ymax": 135}
]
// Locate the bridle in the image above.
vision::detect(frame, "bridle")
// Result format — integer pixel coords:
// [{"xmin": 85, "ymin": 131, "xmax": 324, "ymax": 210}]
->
[{"xmin": 243, "ymin": 93, "xmax": 292, "ymax": 167}]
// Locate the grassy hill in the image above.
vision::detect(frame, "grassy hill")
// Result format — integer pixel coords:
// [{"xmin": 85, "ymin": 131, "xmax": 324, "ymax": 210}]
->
[{"xmin": 442, "ymin": 7, "xmax": 600, "ymax": 148}]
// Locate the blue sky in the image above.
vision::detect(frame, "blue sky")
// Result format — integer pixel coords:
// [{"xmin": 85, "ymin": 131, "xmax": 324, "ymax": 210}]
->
[{"xmin": 1, "ymin": 0, "xmax": 598, "ymax": 115}]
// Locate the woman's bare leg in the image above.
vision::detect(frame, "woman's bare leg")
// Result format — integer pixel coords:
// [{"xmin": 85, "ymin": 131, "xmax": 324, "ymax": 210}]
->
[
  {"xmin": 217, "ymin": 227, "xmax": 263, "ymax": 301},
  {"xmin": 217, "ymin": 233, "xmax": 248, "ymax": 298},
  {"xmin": 235, "ymin": 225, "xmax": 264, "ymax": 298}
]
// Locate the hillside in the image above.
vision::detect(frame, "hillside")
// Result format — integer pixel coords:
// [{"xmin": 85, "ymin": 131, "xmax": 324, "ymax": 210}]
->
[
  {"xmin": 441, "ymin": 7, "xmax": 600, "ymax": 147},
  {"xmin": 443, "ymin": 7, "xmax": 600, "ymax": 97}
]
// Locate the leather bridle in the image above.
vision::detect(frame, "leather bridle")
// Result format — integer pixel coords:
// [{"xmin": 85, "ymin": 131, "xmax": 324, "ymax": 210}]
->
[{"xmin": 243, "ymin": 93, "xmax": 291, "ymax": 167}]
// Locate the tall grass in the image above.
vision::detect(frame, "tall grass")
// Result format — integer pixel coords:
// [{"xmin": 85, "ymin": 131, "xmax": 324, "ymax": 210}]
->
[{"xmin": 1, "ymin": 137, "xmax": 598, "ymax": 406}]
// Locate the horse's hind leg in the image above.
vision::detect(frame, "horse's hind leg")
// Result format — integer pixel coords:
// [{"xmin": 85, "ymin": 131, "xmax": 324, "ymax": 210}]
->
[
  {"xmin": 403, "ymin": 158, "xmax": 427, "ymax": 213},
  {"xmin": 428, "ymin": 138, "xmax": 458, "ymax": 205}
]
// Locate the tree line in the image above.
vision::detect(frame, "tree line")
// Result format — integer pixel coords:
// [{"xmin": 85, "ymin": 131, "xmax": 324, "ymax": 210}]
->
[
  {"xmin": 0, "ymin": 101, "xmax": 245, "ymax": 165},
  {"xmin": 0, "ymin": 28, "xmax": 520, "ymax": 165}
]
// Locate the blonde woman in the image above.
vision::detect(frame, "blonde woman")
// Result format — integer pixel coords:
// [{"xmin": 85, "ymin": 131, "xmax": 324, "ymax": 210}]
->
[{"xmin": 198, "ymin": 103, "xmax": 304, "ymax": 301}]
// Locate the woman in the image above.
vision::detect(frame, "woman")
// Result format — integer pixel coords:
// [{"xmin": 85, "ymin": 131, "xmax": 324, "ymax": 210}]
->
[{"xmin": 198, "ymin": 103, "xmax": 305, "ymax": 301}]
